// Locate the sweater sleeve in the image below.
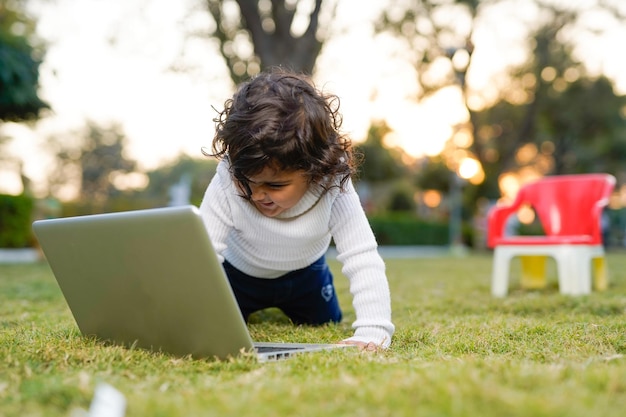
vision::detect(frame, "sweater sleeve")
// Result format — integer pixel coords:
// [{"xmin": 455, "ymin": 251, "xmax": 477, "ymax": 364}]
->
[
  {"xmin": 329, "ymin": 181, "xmax": 395, "ymax": 348},
  {"xmin": 199, "ymin": 161, "xmax": 234, "ymax": 263}
]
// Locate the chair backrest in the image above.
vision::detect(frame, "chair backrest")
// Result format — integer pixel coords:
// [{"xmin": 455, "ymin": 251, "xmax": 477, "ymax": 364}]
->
[{"xmin": 487, "ymin": 173, "xmax": 616, "ymax": 247}]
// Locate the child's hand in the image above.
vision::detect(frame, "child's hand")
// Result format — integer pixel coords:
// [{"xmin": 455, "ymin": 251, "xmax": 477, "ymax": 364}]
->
[{"xmin": 339, "ymin": 340, "xmax": 381, "ymax": 352}]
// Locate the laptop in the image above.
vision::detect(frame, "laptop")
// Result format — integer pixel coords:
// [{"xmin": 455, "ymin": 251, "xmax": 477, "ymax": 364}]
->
[{"xmin": 32, "ymin": 205, "xmax": 351, "ymax": 362}]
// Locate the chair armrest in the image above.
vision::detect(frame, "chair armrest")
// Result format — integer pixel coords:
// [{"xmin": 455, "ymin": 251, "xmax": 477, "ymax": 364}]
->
[
  {"xmin": 487, "ymin": 202, "xmax": 523, "ymax": 248},
  {"xmin": 590, "ymin": 197, "xmax": 610, "ymax": 242}
]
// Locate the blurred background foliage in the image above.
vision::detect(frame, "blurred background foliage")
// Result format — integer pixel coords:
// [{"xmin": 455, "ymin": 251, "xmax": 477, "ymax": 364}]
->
[
  {"xmin": 1, "ymin": 0, "xmax": 626, "ymax": 248},
  {"xmin": 0, "ymin": 0, "xmax": 48, "ymax": 122}
]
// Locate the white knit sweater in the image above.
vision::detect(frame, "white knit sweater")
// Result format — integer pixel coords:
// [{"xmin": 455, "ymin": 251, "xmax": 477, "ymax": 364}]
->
[{"xmin": 199, "ymin": 160, "xmax": 394, "ymax": 348}]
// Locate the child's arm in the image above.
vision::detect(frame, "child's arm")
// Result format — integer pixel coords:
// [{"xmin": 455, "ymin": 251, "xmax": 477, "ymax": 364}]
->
[{"xmin": 330, "ymin": 181, "xmax": 395, "ymax": 348}]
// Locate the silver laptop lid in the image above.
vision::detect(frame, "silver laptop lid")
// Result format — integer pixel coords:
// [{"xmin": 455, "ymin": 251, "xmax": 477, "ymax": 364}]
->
[{"xmin": 33, "ymin": 205, "xmax": 255, "ymax": 360}]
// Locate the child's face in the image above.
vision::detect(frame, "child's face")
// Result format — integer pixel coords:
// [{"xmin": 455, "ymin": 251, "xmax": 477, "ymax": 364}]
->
[{"xmin": 243, "ymin": 166, "xmax": 309, "ymax": 218}]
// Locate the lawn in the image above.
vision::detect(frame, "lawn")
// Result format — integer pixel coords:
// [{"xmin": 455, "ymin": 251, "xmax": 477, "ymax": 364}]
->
[{"xmin": 1, "ymin": 251, "xmax": 625, "ymax": 417}]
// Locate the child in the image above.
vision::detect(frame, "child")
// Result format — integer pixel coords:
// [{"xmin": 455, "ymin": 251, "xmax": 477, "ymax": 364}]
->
[{"xmin": 199, "ymin": 68, "xmax": 394, "ymax": 349}]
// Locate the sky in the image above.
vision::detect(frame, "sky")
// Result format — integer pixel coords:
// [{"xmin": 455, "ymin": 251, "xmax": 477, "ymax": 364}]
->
[{"xmin": 2, "ymin": 0, "xmax": 626, "ymax": 196}]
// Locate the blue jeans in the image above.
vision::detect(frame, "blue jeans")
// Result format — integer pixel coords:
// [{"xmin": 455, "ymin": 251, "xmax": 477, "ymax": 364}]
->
[{"xmin": 223, "ymin": 256, "xmax": 342, "ymax": 325}]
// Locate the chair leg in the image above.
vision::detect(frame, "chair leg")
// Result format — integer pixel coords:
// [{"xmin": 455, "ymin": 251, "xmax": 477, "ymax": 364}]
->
[
  {"xmin": 554, "ymin": 247, "xmax": 608, "ymax": 296},
  {"xmin": 564, "ymin": 247, "xmax": 606, "ymax": 295},
  {"xmin": 571, "ymin": 252, "xmax": 592, "ymax": 296},
  {"xmin": 555, "ymin": 250, "xmax": 575, "ymax": 295},
  {"xmin": 492, "ymin": 248, "xmax": 511, "ymax": 297},
  {"xmin": 520, "ymin": 255, "xmax": 547, "ymax": 289}
]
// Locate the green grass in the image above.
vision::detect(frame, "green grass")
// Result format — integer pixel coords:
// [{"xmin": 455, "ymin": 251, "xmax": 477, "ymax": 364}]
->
[{"xmin": 1, "ymin": 252, "xmax": 625, "ymax": 417}]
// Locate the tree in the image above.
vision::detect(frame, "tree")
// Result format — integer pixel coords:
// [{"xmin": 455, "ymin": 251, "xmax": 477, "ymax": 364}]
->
[
  {"xmin": 414, "ymin": 156, "xmax": 453, "ymax": 193},
  {"xmin": 356, "ymin": 121, "xmax": 407, "ymax": 184},
  {"xmin": 48, "ymin": 122, "xmax": 137, "ymax": 204},
  {"xmin": 201, "ymin": 0, "xmax": 336, "ymax": 84},
  {"xmin": 353, "ymin": 121, "xmax": 412, "ymax": 213},
  {"xmin": 375, "ymin": 0, "xmax": 494, "ymax": 205},
  {"xmin": 0, "ymin": 0, "xmax": 49, "ymax": 195},
  {"xmin": 376, "ymin": 0, "xmax": 626, "ymax": 200},
  {"xmin": 557, "ymin": 77, "xmax": 626, "ymax": 175},
  {"xmin": 474, "ymin": 15, "xmax": 626, "ymax": 183},
  {"xmin": 0, "ymin": 0, "xmax": 48, "ymax": 122},
  {"xmin": 141, "ymin": 154, "xmax": 218, "ymax": 207}
]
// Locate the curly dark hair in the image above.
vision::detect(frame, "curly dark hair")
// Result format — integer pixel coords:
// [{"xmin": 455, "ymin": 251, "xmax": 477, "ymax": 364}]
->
[{"xmin": 203, "ymin": 68, "xmax": 358, "ymax": 198}]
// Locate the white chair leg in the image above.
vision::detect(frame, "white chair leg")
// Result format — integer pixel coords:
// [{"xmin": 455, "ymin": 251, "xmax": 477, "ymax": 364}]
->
[
  {"xmin": 571, "ymin": 249, "xmax": 593, "ymax": 295},
  {"xmin": 554, "ymin": 249, "xmax": 574, "ymax": 295},
  {"xmin": 557, "ymin": 246, "xmax": 597, "ymax": 296},
  {"xmin": 492, "ymin": 248, "xmax": 512, "ymax": 297}
]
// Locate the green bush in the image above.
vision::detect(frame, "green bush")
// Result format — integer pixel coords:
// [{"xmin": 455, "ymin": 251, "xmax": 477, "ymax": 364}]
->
[
  {"xmin": 368, "ymin": 213, "xmax": 449, "ymax": 245},
  {"xmin": 0, "ymin": 194, "xmax": 35, "ymax": 248}
]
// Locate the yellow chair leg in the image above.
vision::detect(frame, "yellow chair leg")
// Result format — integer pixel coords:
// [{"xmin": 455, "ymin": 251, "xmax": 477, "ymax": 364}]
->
[
  {"xmin": 520, "ymin": 255, "xmax": 547, "ymax": 289},
  {"xmin": 593, "ymin": 257, "xmax": 608, "ymax": 291}
]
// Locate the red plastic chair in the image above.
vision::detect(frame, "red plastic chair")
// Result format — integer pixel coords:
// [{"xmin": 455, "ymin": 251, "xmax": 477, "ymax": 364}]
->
[{"xmin": 487, "ymin": 173, "xmax": 616, "ymax": 297}]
